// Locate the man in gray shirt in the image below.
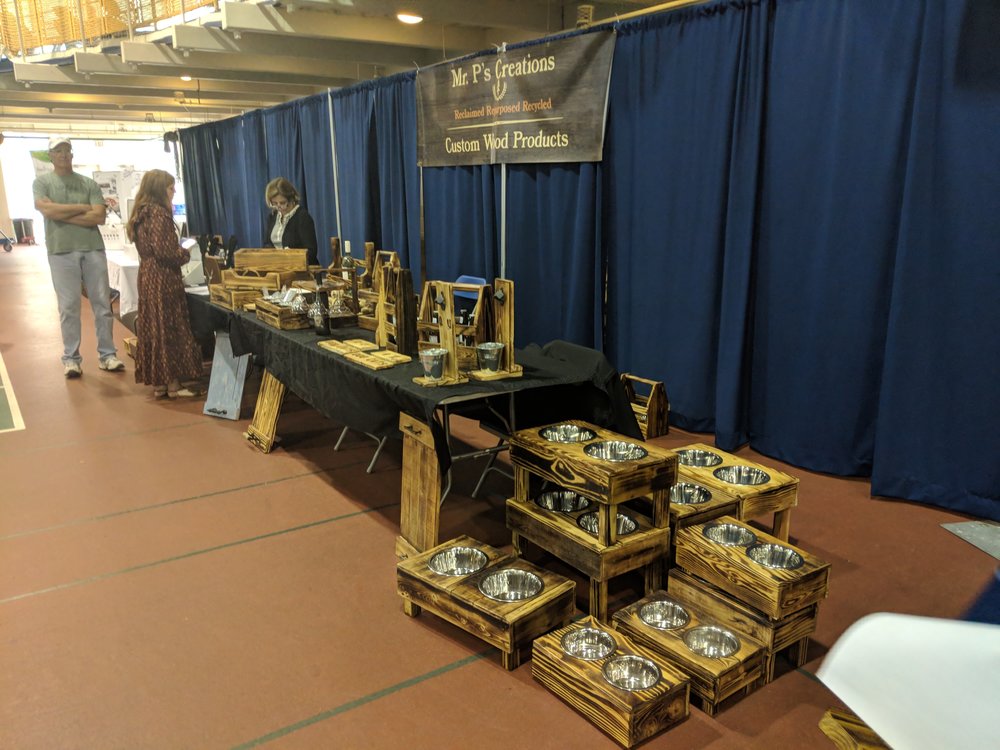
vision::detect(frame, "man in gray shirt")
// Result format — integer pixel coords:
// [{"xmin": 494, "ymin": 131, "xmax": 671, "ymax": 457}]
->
[{"xmin": 33, "ymin": 136, "xmax": 124, "ymax": 378}]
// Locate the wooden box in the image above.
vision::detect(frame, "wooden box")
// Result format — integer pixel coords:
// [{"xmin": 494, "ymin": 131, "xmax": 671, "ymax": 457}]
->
[
  {"xmin": 667, "ymin": 568, "xmax": 818, "ymax": 683},
  {"xmin": 613, "ymin": 591, "xmax": 765, "ymax": 716},
  {"xmin": 233, "ymin": 247, "xmax": 309, "ymax": 272},
  {"xmin": 221, "ymin": 268, "xmax": 298, "ymax": 292},
  {"xmin": 209, "ymin": 283, "xmax": 261, "ymax": 311},
  {"xmin": 254, "ymin": 298, "xmax": 311, "ymax": 330},
  {"xmin": 396, "ymin": 535, "xmax": 575, "ymax": 670},
  {"xmin": 532, "ymin": 617, "xmax": 690, "ymax": 747},
  {"xmin": 510, "ymin": 420, "xmax": 678, "ymax": 532},
  {"xmin": 674, "ymin": 516, "xmax": 830, "ymax": 620},
  {"xmin": 673, "ymin": 443, "xmax": 799, "ymax": 540}
]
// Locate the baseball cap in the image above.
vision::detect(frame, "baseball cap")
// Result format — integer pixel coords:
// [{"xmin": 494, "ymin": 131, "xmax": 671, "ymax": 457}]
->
[{"xmin": 48, "ymin": 136, "xmax": 72, "ymax": 151}]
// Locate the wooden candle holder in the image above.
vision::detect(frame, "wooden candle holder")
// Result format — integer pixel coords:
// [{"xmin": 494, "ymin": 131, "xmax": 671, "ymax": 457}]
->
[
  {"xmin": 532, "ymin": 617, "xmax": 690, "ymax": 747},
  {"xmin": 674, "ymin": 516, "xmax": 830, "ymax": 620},
  {"xmin": 612, "ymin": 591, "xmax": 765, "ymax": 716},
  {"xmin": 396, "ymin": 535, "xmax": 575, "ymax": 670}
]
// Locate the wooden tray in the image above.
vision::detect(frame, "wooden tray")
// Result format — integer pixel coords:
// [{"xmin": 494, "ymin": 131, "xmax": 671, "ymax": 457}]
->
[
  {"xmin": 317, "ymin": 338, "xmax": 382, "ymax": 356},
  {"xmin": 397, "ymin": 536, "xmax": 575, "ymax": 670},
  {"xmin": 532, "ymin": 617, "xmax": 690, "ymax": 747},
  {"xmin": 674, "ymin": 516, "xmax": 830, "ymax": 620},
  {"xmin": 613, "ymin": 591, "xmax": 765, "ymax": 716},
  {"xmin": 233, "ymin": 248, "xmax": 308, "ymax": 272},
  {"xmin": 254, "ymin": 298, "xmax": 311, "ymax": 330},
  {"xmin": 209, "ymin": 284, "xmax": 261, "ymax": 311},
  {"xmin": 344, "ymin": 350, "xmax": 411, "ymax": 370}
]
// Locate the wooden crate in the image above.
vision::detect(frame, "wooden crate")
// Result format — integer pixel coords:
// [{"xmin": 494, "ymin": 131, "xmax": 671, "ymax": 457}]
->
[
  {"xmin": 233, "ymin": 248, "xmax": 309, "ymax": 272},
  {"xmin": 254, "ymin": 298, "xmax": 311, "ymax": 330},
  {"xmin": 416, "ymin": 279, "xmax": 491, "ymax": 372},
  {"xmin": 673, "ymin": 443, "xmax": 799, "ymax": 540},
  {"xmin": 667, "ymin": 568, "xmax": 818, "ymax": 683},
  {"xmin": 674, "ymin": 516, "xmax": 830, "ymax": 620},
  {"xmin": 819, "ymin": 708, "xmax": 891, "ymax": 750},
  {"xmin": 209, "ymin": 284, "xmax": 261, "ymax": 311},
  {"xmin": 396, "ymin": 536, "xmax": 575, "ymax": 670},
  {"xmin": 221, "ymin": 268, "xmax": 298, "ymax": 291},
  {"xmin": 532, "ymin": 617, "xmax": 690, "ymax": 747},
  {"xmin": 613, "ymin": 591, "xmax": 765, "ymax": 716},
  {"xmin": 621, "ymin": 374, "xmax": 669, "ymax": 439}
]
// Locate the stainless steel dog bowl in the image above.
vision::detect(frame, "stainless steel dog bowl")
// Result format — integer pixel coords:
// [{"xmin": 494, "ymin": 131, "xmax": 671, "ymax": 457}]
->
[
  {"xmin": 577, "ymin": 511, "xmax": 638, "ymax": 537},
  {"xmin": 427, "ymin": 546, "xmax": 488, "ymax": 576},
  {"xmin": 584, "ymin": 440, "xmax": 648, "ymax": 462},
  {"xmin": 683, "ymin": 625, "xmax": 741, "ymax": 659},
  {"xmin": 539, "ymin": 423, "xmax": 597, "ymax": 443},
  {"xmin": 560, "ymin": 627, "xmax": 617, "ymax": 660},
  {"xmin": 534, "ymin": 490, "xmax": 591, "ymax": 513},
  {"xmin": 703, "ymin": 522, "xmax": 757, "ymax": 547},
  {"xmin": 676, "ymin": 448, "xmax": 723, "ymax": 467},
  {"xmin": 639, "ymin": 599, "xmax": 691, "ymax": 630},
  {"xmin": 670, "ymin": 482, "xmax": 712, "ymax": 505},
  {"xmin": 746, "ymin": 543, "xmax": 804, "ymax": 570},
  {"xmin": 477, "ymin": 568, "xmax": 544, "ymax": 602},
  {"xmin": 602, "ymin": 655, "xmax": 661, "ymax": 691},
  {"xmin": 713, "ymin": 465, "xmax": 771, "ymax": 485}
]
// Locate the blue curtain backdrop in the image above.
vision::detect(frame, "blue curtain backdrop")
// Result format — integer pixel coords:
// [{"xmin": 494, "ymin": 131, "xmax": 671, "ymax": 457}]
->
[
  {"xmin": 602, "ymin": 1, "xmax": 769, "ymax": 440},
  {"xmin": 331, "ymin": 84, "xmax": 378, "ymax": 260},
  {"xmin": 239, "ymin": 110, "xmax": 268, "ymax": 248},
  {"xmin": 422, "ymin": 166, "xmax": 499, "ymax": 284},
  {"xmin": 869, "ymin": 0, "xmax": 1000, "ymax": 519},
  {"xmin": 373, "ymin": 73, "xmax": 421, "ymax": 274},
  {"xmin": 296, "ymin": 93, "xmax": 339, "ymax": 264},
  {"xmin": 175, "ymin": 0, "xmax": 999, "ymax": 520},
  {"xmin": 262, "ymin": 102, "xmax": 304, "ymax": 242},
  {"xmin": 505, "ymin": 163, "xmax": 603, "ymax": 348}
]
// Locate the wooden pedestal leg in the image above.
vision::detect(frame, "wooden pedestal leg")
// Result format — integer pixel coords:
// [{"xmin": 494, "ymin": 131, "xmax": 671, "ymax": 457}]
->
[
  {"xmin": 511, "ymin": 531, "xmax": 525, "ymax": 557},
  {"xmin": 792, "ymin": 636, "xmax": 810, "ymax": 667},
  {"xmin": 501, "ymin": 649, "xmax": 522, "ymax": 671},
  {"xmin": 397, "ymin": 413, "xmax": 443, "ymax": 617},
  {"xmin": 764, "ymin": 653, "xmax": 776, "ymax": 684},
  {"xmin": 772, "ymin": 508, "xmax": 792, "ymax": 541},
  {"xmin": 590, "ymin": 578, "xmax": 609, "ymax": 623},
  {"xmin": 644, "ymin": 559, "xmax": 664, "ymax": 595}
]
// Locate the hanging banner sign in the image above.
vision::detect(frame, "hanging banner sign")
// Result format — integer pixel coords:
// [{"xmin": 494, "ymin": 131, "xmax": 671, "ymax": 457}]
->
[{"xmin": 417, "ymin": 30, "xmax": 616, "ymax": 166}]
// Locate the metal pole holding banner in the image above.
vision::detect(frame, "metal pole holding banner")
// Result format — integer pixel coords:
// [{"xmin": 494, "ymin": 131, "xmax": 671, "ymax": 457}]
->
[
  {"xmin": 500, "ymin": 163, "xmax": 507, "ymax": 279},
  {"xmin": 327, "ymin": 90, "xmax": 342, "ymax": 259}
]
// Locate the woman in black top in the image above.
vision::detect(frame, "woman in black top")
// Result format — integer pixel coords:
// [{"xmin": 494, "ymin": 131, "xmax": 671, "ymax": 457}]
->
[{"xmin": 263, "ymin": 177, "xmax": 319, "ymax": 265}]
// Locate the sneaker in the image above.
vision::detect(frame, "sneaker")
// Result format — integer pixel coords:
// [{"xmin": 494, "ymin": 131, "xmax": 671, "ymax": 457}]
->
[
  {"xmin": 64, "ymin": 362, "xmax": 82, "ymax": 378},
  {"xmin": 98, "ymin": 355, "xmax": 126, "ymax": 372}
]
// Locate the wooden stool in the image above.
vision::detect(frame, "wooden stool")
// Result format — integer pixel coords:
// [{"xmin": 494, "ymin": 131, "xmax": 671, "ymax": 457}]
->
[
  {"xmin": 396, "ymin": 535, "xmax": 575, "ymax": 670},
  {"xmin": 533, "ymin": 616, "xmax": 690, "ymax": 747},
  {"xmin": 613, "ymin": 591, "xmax": 765, "ymax": 716}
]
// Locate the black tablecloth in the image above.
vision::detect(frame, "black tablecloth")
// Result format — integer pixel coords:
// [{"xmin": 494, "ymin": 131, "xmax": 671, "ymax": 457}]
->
[{"xmin": 186, "ymin": 292, "xmax": 640, "ymax": 468}]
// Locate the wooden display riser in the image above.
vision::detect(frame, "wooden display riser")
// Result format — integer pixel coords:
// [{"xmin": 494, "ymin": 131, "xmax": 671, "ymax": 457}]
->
[
  {"xmin": 612, "ymin": 591, "xmax": 765, "ymax": 717},
  {"xmin": 507, "ymin": 498, "xmax": 671, "ymax": 622},
  {"xmin": 819, "ymin": 708, "xmax": 891, "ymax": 750},
  {"xmin": 667, "ymin": 568, "xmax": 817, "ymax": 683},
  {"xmin": 510, "ymin": 420, "xmax": 678, "ymax": 537},
  {"xmin": 396, "ymin": 536, "xmax": 575, "ymax": 670},
  {"xmin": 468, "ymin": 367, "xmax": 523, "ymax": 381},
  {"xmin": 674, "ymin": 516, "xmax": 830, "ymax": 621},
  {"xmin": 673, "ymin": 444, "xmax": 798, "ymax": 540},
  {"xmin": 532, "ymin": 617, "xmax": 690, "ymax": 747}
]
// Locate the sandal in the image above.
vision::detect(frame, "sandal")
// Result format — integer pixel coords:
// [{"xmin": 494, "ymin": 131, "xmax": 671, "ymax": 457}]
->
[
  {"xmin": 167, "ymin": 387, "xmax": 199, "ymax": 399},
  {"xmin": 153, "ymin": 386, "xmax": 168, "ymax": 398}
]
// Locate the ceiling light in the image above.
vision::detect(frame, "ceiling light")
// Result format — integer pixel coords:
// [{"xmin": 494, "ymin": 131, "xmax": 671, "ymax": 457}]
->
[
  {"xmin": 396, "ymin": 12, "xmax": 423, "ymax": 24},
  {"xmin": 180, "ymin": 75, "xmax": 192, "ymax": 81}
]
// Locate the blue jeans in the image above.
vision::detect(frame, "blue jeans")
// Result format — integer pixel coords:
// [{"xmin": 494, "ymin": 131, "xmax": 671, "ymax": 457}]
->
[{"xmin": 47, "ymin": 250, "xmax": 117, "ymax": 365}]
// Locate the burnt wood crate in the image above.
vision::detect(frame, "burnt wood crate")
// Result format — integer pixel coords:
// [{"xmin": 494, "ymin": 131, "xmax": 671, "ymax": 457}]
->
[
  {"xmin": 819, "ymin": 708, "xmax": 891, "ymax": 750},
  {"xmin": 233, "ymin": 247, "xmax": 309, "ymax": 272},
  {"xmin": 674, "ymin": 516, "xmax": 830, "ymax": 620},
  {"xmin": 397, "ymin": 535, "xmax": 575, "ymax": 670},
  {"xmin": 254, "ymin": 298, "xmax": 311, "ymax": 330},
  {"xmin": 532, "ymin": 616, "xmax": 690, "ymax": 747},
  {"xmin": 621, "ymin": 373, "xmax": 670, "ymax": 439},
  {"xmin": 209, "ymin": 283, "xmax": 261, "ymax": 311},
  {"xmin": 612, "ymin": 590, "xmax": 765, "ymax": 716}
]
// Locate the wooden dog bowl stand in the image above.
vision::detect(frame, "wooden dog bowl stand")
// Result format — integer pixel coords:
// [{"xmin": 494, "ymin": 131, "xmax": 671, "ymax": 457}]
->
[
  {"xmin": 612, "ymin": 591, "xmax": 765, "ymax": 716},
  {"xmin": 674, "ymin": 443, "xmax": 799, "ymax": 540},
  {"xmin": 507, "ymin": 420, "xmax": 677, "ymax": 622},
  {"xmin": 396, "ymin": 535, "xmax": 575, "ymax": 670},
  {"xmin": 532, "ymin": 616, "xmax": 690, "ymax": 747},
  {"xmin": 674, "ymin": 516, "xmax": 830, "ymax": 621},
  {"xmin": 668, "ymin": 568, "xmax": 819, "ymax": 683}
]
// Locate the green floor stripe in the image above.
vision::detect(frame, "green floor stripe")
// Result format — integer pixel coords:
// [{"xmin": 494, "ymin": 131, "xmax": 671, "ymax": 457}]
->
[
  {"xmin": 0, "ymin": 459, "xmax": 380, "ymax": 541},
  {"xmin": 231, "ymin": 652, "xmax": 488, "ymax": 749},
  {"xmin": 0, "ymin": 503, "xmax": 397, "ymax": 604},
  {"xmin": 796, "ymin": 666, "xmax": 822, "ymax": 683}
]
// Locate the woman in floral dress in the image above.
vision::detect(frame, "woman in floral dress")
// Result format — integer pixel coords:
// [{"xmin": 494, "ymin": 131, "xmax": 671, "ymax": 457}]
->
[{"xmin": 126, "ymin": 170, "xmax": 202, "ymax": 398}]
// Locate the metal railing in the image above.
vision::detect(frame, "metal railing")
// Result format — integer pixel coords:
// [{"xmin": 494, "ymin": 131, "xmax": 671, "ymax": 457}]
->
[{"xmin": 0, "ymin": 0, "xmax": 218, "ymax": 57}]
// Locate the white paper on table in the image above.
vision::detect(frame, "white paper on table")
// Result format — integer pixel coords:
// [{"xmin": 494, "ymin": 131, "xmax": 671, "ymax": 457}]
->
[{"xmin": 817, "ymin": 613, "xmax": 1000, "ymax": 750}]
